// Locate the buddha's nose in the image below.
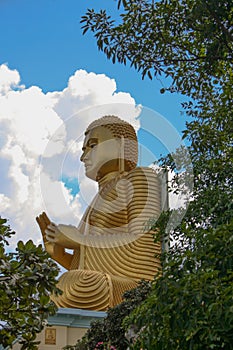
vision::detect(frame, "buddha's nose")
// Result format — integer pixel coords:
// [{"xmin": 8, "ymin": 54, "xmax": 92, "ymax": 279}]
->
[{"xmin": 80, "ymin": 150, "xmax": 88, "ymax": 162}]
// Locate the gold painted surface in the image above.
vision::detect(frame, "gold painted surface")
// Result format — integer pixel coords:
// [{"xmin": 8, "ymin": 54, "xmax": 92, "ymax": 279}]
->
[
  {"xmin": 37, "ymin": 116, "xmax": 161, "ymax": 311},
  {"xmin": 45, "ymin": 328, "xmax": 56, "ymax": 345}
]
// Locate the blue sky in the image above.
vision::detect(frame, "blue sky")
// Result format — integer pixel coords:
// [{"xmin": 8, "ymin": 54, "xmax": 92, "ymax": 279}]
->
[
  {"xmin": 0, "ymin": 0, "xmax": 186, "ymax": 127},
  {"xmin": 0, "ymin": 0, "xmax": 189, "ymax": 247}
]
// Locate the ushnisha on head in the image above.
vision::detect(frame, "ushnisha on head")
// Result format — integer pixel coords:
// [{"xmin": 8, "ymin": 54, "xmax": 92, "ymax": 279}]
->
[{"xmin": 80, "ymin": 115, "xmax": 138, "ymax": 181}]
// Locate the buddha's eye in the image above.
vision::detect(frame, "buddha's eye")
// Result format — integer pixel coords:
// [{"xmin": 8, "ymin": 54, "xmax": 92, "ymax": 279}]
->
[
  {"xmin": 90, "ymin": 143, "xmax": 97, "ymax": 149},
  {"xmin": 87, "ymin": 138, "xmax": 98, "ymax": 149}
]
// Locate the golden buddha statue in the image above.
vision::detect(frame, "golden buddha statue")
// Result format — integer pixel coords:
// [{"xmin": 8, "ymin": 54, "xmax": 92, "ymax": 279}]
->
[{"xmin": 36, "ymin": 116, "xmax": 161, "ymax": 311}]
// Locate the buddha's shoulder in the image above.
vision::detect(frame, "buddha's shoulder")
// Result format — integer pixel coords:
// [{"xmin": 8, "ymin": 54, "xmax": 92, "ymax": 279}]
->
[{"xmin": 125, "ymin": 167, "xmax": 160, "ymax": 184}]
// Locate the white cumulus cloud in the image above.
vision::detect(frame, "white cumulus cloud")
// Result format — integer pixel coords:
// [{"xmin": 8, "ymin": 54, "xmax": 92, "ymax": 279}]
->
[
  {"xmin": 0, "ymin": 64, "xmax": 140, "ymax": 249},
  {"xmin": 0, "ymin": 63, "xmax": 23, "ymax": 94}
]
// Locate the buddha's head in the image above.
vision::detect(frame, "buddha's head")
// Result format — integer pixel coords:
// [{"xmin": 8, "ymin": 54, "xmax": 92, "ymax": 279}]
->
[{"xmin": 80, "ymin": 115, "xmax": 138, "ymax": 181}]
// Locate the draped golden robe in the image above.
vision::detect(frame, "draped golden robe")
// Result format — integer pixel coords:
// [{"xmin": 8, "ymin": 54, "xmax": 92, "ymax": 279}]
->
[{"xmin": 52, "ymin": 167, "xmax": 161, "ymax": 311}]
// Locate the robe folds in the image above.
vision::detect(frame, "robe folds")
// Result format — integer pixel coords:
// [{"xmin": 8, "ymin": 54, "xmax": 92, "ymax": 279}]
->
[{"xmin": 52, "ymin": 167, "xmax": 161, "ymax": 311}]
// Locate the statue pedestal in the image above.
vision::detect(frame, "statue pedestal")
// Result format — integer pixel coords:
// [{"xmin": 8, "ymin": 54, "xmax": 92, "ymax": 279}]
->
[{"xmin": 12, "ymin": 308, "xmax": 106, "ymax": 350}]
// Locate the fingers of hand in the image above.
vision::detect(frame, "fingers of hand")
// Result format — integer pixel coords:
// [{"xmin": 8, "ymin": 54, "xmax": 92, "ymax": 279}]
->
[
  {"xmin": 45, "ymin": 229, "xmax": 56, "ymax": 242},
  {"xmin": 36, "ymin": 212, "xmax": 51, "ymax": 229},
  {"xmin": 42, "ymin": 212, "xmax": 51, "ymax": 225},
  {"xmin": 45, "ymin": 223, "xmax": 59, "ymax": 243},
  {"xmin": 36, "ymin": 215, "xmax": 47, "ymax": 232},
  {"xmin": 47, "ymin": 223, "xmax": 55, "ymax": 230}
]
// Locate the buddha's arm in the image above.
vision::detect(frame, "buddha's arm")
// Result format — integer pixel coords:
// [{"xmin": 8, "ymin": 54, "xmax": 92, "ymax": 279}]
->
[
  {"xmin": 78, "ymin": 167, "xmax": 161, "ymax": 247},
  {"xmin": 36, "ymin": 212, "xmax": 78, "ymax": 270},
  {"xmin": 48, "ymin": 244, "xmax": 73, "ymax": 270}
]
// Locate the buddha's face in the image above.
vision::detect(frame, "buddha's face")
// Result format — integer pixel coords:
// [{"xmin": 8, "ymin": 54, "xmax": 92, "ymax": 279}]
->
[{"xmin": 80, "ymin": 126, "xmax": 120, "ymax": 181}]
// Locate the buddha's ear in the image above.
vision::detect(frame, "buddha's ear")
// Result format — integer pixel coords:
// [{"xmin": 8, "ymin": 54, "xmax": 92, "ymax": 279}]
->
[{"xmin": 119, "ymin": 135, "xmax": 125, "ymax": 173}]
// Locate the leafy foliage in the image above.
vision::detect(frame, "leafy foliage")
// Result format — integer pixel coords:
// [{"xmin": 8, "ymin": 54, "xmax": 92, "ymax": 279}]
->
[
  {"xmin": 81, "ymin": 0, "xmax": 233, "ymax": 98},
  {"xmin": 127, "ymin": 218, "xmax": 233, "ymax": 349},
  {"xmin": 0, "ymin": 217, "xmax": 60, "ymax": 349},
  {"xmin": 64, "ymin": 281, "xmax": 152, "ymax": 350}
]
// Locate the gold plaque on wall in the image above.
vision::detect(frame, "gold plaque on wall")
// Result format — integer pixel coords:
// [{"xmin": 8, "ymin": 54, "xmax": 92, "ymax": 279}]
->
[{"xmin": 45, "ymin": 328, "xmax": 56, "ymax": 345}]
